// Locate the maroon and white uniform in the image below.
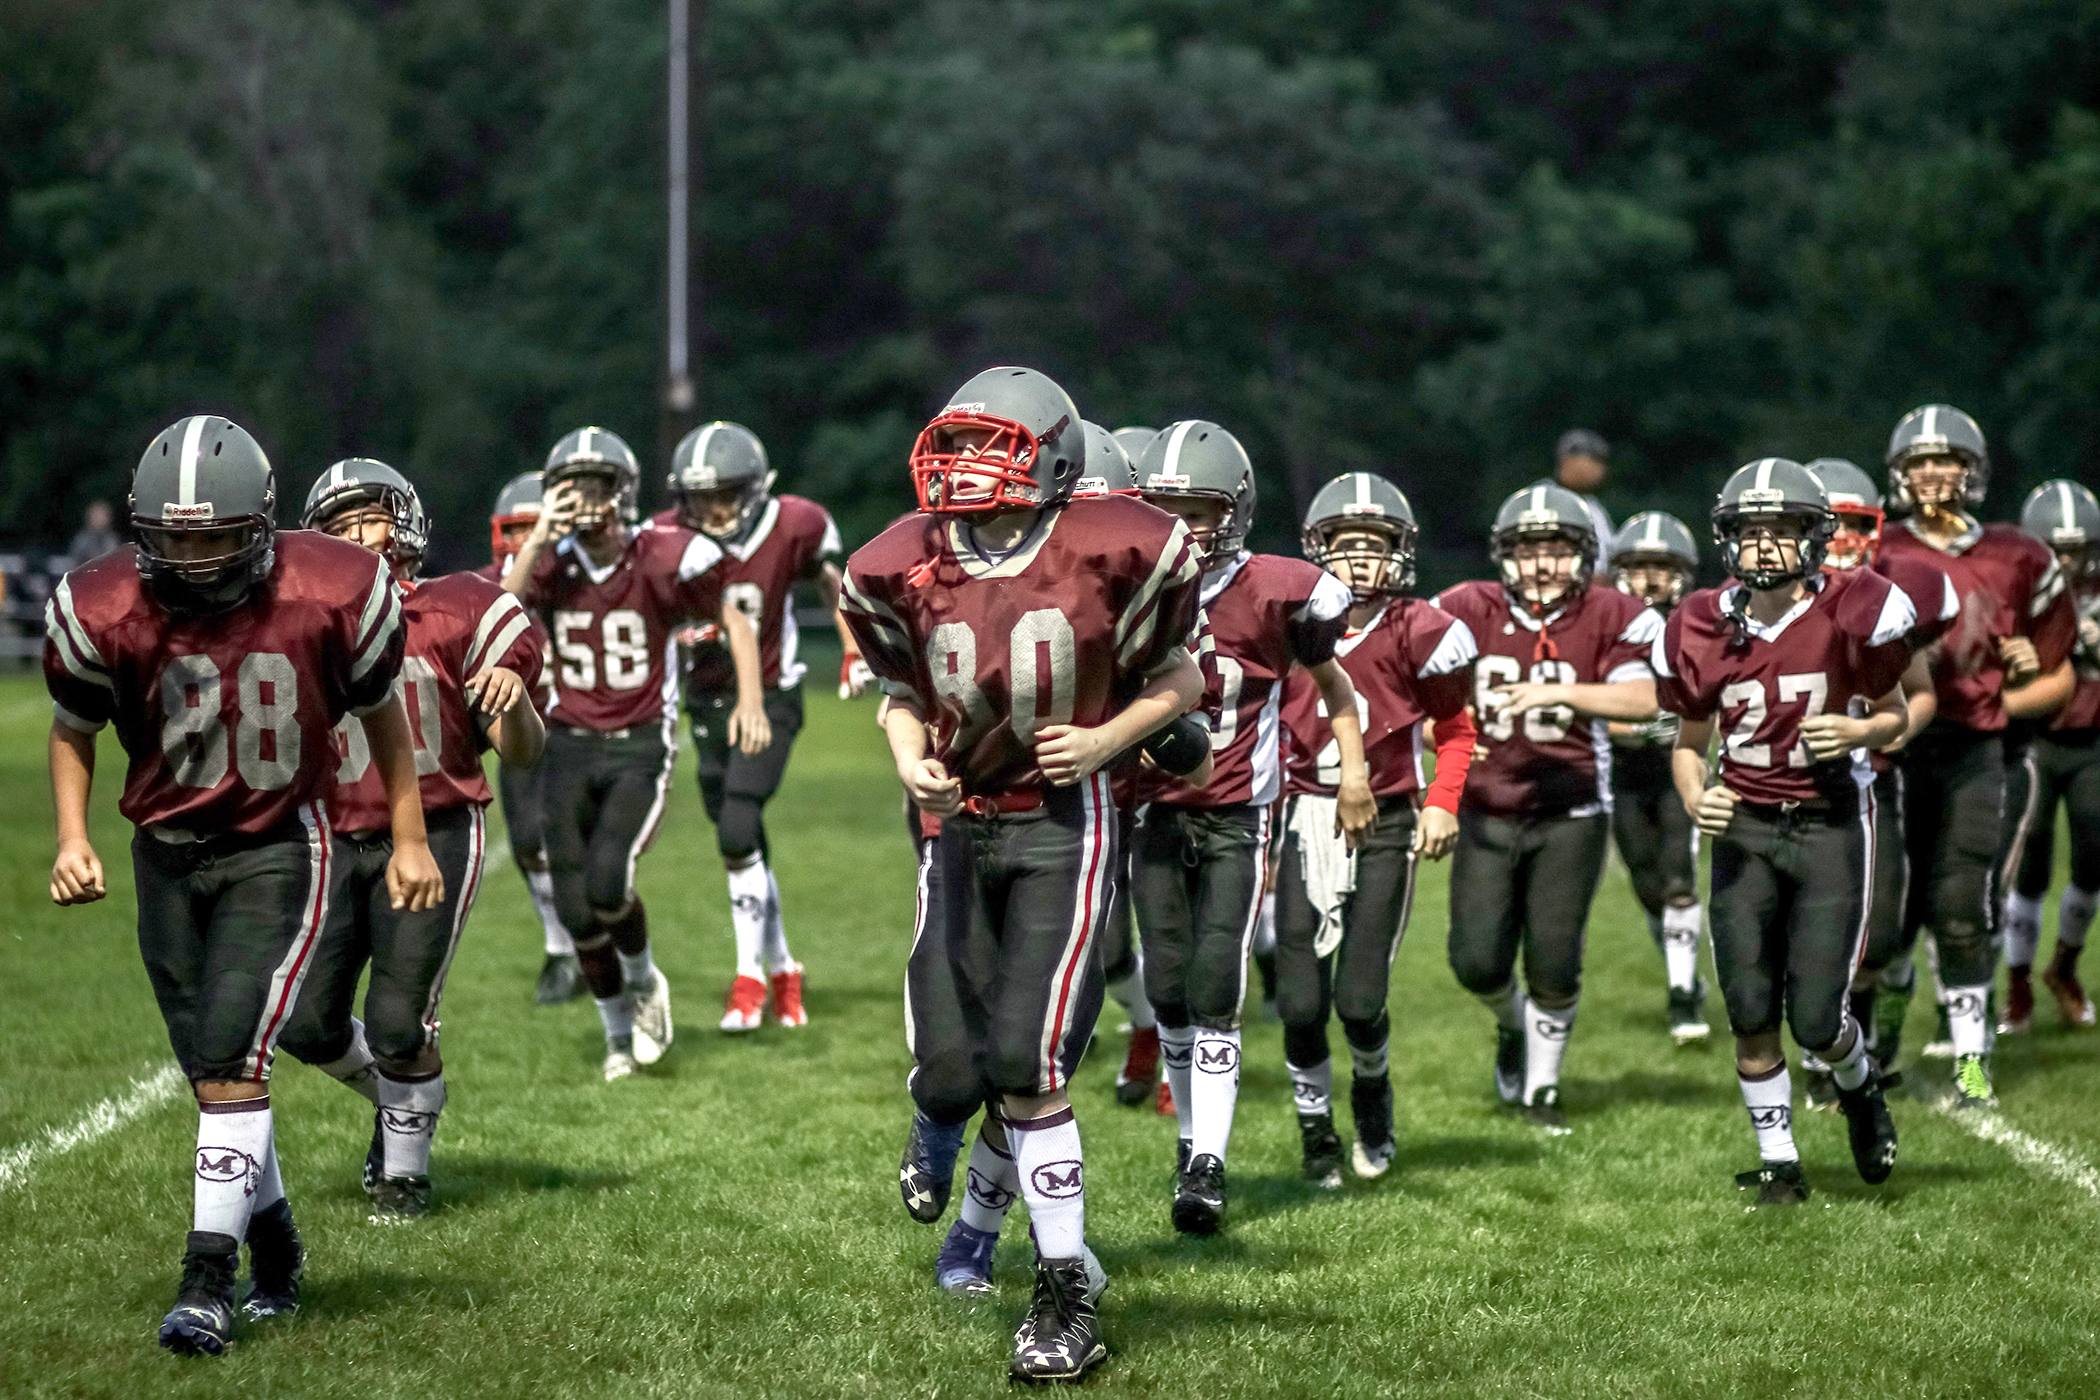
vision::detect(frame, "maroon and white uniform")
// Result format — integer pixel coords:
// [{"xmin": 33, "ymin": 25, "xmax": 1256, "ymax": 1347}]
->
[
  {"xmin": 519, "ymin": 527, "xmax": 727, "ymax": 735},
  {"xmin": 1879, "ymin": 519, "xmax": 2076, "ymax": 732},
  {"xmin": 2058, "ymin": 591, "xmax": 2100, "ymax": 733},
  {"xmin": 330, "ymin": 572, "xmax": 546, "ymax": 833},
  {"xmin": 649, "ymin": 495, "xmax": 842, "ymax": 692},
  {"xmin": 1435, "ymin": 581, "xmax": 1662, "ymax": 818},
  {"xmin": 1280, "ymin": 597, "xmax": 1477, "ymax": 799},
  {"xmin": 45, "ymin": 532, "xmax": 405, "ymax": 834},
  {"xmin": 1654, "ymin": 570, "xmax": 1916, "ymax": 805},
  {"xmin": 1150, "ymin": 554, "xmax": 1353, "ymax": 809}
]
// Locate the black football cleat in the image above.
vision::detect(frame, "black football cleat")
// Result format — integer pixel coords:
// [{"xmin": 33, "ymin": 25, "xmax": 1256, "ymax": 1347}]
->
[
  {"xmin": 899, "ymin": 1112, "xmax": 965, "ymax": 1225},
  {"xmin": 1350, "ymin": 1074, "xmax": 1396, "ymax": 1178},
  {"xmin": 1836, "ymin": 1076, "xmax": 1898, "ymax": 1184},
  {"xmin": 1735, "ymin": 1159, "xmax": 1810, "ymax": 1207},
  {"xmin": 362, "ymin": 1111, "xmax": 384, "ymax": 1195},
  {"xmin": 240, "ymin": 1199, "xmax": 304, "ymax": 1322},
  {"xmin": 1010, "ymin": 1256, "xmax": 1106, "ymax": 1384},
  {"xmin": 368, "ymin": 1173, "xmax": 434, "ymax": 1223},
  {"xmin": 159, "ymin": 1231, "xmax": 239, "ymax": 1356},
  {"xmin": 1171, "ymin": 1153, "xmax": 1227, "ymax": 1236},
  {"xmin": 1298, "ymin": 1113, "xmax": 1344, "ymax": 1190},
  {"xmin": 1494, "ymin": 1027, "xmax": 1525, "ymax": 1105},
  {"xmin": 536, "ymin": 952, "xmax": 586, "ymax": 1005},
  {"xmin": 1521, "ymin": 1085, "xmax": 1570, "ymax": 1135},
  {"xmin": 1175, "ymin": 1137, "xmax": 1191, "ymax": 1179}
]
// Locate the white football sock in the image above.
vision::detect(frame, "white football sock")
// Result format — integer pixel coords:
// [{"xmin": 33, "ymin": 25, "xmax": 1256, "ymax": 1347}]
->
[
  {"xmin": 1253, "ymin": 892, "xmax": 1277, "ymax": 957},
  {"xmin": 1107, "ymin": 967, "xmax": 1156, "ymax": 1030},
  {"xmin": 1008, "ymin": 1106, "xmax": 1086, "ymax": 1260},
  {"xmin": 1738, "ymin": 1066, "xmax": 1797, "ymax": 1163},
  {"xmin": 1946, "ymin": 982, "xmax": 1992, "ymax": 1057},
  {"xmin": 1189, "ymin": 1028, "xmax": 1242, "ymax": 1162},
  {"xmin": 526, "ymin": 869, "xmax": 573, "ymax": 957},
  {"xmin": 1159, "ymin": 1025, "xmax": 1195, "ymax": 1138},
  {"xmin": 252, "ymin": 1132, "xmax": 285, "ymax": 1215},
  {"xmin": 2003, "ymin": 892, "xmax": 2044, "ymax": 969},
  {"xmin": 312, "ymin": 1017, "xmax": 380, "ymax": 1105},
  {"xmin": 726, "ymin": 860, "xmax": 768, "ymax": 981},
  {"xmin": 2062, "ymin": 886, "xmax": 2098, "ymax": 950},
  {"xmin": 377, "ymin": 1071, "xmax": 446, "ymax": 1179},
  {"xmin": 958, "ymin": 1120, "xmax": 1019, "ymax": 1234},
  {"xmin": 595, "ymin": 995, "xmax": 634, "ymax": 1043},
  {"xmin": 760, "ymin": 865, "xmax": 796, "ymax": 974},
  {"xmin": 1288, "ymin": 1057, "xmax": 1332, "ymax": 1118},
  {"xmin": 1826, "ymin": 1025, "xmax": 1873, "ymax": 1092},
  {"xmin": 616, "ymin": 946, "xmax": 658, "ymax": 996},
  {"xmin": 1523, "ymin": 997, "xmax": 1576, "ymax": 1105},
  {"xmin": 1661, "ymin": 903, "xmax": 1702, "ymax": 992},
  {"xmin": 194, "ymin": 1097, "xmax": 272, "ymax": 1240}
]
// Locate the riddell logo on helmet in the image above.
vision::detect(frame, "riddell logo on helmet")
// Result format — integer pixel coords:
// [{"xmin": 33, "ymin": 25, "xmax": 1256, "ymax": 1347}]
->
[
  {"xmin": 946, "ymin": 401, "xmax": 987, "ymax": 415},
  {"xmin": 1147, "ymin": 474, "xmax": 1192, "ymax": 491},
  {"xmin": 162, "ymin": 503, "xmax": 214, "ymax": 522},
  {"xmin": 1340, "ymin": 502, "xmax": 1387, "ymax": 516}
]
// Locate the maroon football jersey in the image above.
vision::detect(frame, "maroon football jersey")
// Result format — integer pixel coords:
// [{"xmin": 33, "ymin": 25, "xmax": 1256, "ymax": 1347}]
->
[
  {"xmin": 1435, "ymin": 580, "xmax": 1663, "ymax": 819},
  {"xmin": 649, "ymin": 495, "xmax": 842, "ymax": 692},
  {"xmin": 1150, "ymin": 554, "xmax": 1352, "ymax": 809},
  {"xmin": 1879, "ymin": 519, "xmax": 2077, "ymax": 732},
  {"xmin": 520, "ymin": 527, "xmax": 726, "ymax": 734},
  {"xmin": 475, "ymin": 560, "xmax": 556, "ymax": 715},
  {"xmin": 841, "ymin": 496, "xmax": 1202, "ymax": 801},
  {"xmin": 1280, "ymin": 596, "xmax": 1478, "ymax": 798},
  {"xmin": 44, "ymin": 532, "xmax": 405, "ymax": 835},
  {"xmin": 1656, "ymin": 569, "xmax": 1916, "ymax": 805},
  {"xmin": 329, "ymin": 572, "xmax": 546, "ymax": 832}
]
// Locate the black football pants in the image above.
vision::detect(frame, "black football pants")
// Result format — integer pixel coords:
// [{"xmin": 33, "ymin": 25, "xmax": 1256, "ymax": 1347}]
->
[
  {"xmin": 1275, "ymin": 795, "xmax": 1418, "ymax": 1069},
  {"xmin": 1857, "ymin": 766, "xmax": 1911, "ymax": 980},
  {"xmin": 1132, "ymin": 802, "xmax": 1268, "ymax": 1032},
  {"xmin": 689, "ymin": 684, "xmax": 804, "ymax": 861},
  {"xmin": 2015, "ymin": 731, "xmax": 2100, "ymax": 897},
  {"xmin": 496, "ymin": 759, "xmax": 546, "ymax": 868},
  {"xmin": 1447, "ymin": 808, "xmax": 1608, "ymax": 1005},
  {"xmin": 1610, "ymin": 744, "xmax": 1698, "ymax": 920},
  {"xmin": 1897, "ymin": 725, "xmax": 2005, "ymax": 988},
  {"xmin": 541, "ymin": 726, "xmax": 674, "ymax": 932}
]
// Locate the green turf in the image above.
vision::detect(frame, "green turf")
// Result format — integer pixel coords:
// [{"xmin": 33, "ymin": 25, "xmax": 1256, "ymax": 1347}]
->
[{"xmin": 4, "ymin": 670, "xmax": 2100, "ymax": 1399}]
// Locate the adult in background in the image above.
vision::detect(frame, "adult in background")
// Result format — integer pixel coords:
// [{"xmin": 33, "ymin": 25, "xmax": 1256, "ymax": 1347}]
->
[
  {"xmin": 1555, "ymin": 430, "xmax": 1617, "ymax": 574},
  {"xmin": 68, "ymin": 499, "xmax": 122, "ymax": 563}
]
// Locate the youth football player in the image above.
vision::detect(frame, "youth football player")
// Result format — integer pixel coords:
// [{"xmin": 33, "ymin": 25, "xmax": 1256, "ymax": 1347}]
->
[
  {"xmin": 281, "ymin": 460, "xmax": 546, "ymax": 1220},
  {"xmin": 841, "ymin": 366, "xmax": 1204, "ymax": 1382},
  {"xmin": 46, "ymin": 416, "xmax": 436, "ymax": 1352},
  {"xmin": 1656, "ymin": 458, "xmax": 1913, "ymax": 1205}
]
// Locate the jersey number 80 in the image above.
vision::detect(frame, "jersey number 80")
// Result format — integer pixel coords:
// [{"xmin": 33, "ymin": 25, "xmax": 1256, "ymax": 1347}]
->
[{"xmin": 927, "ymin": 612, "xmax": 1076, "ymax": 747}]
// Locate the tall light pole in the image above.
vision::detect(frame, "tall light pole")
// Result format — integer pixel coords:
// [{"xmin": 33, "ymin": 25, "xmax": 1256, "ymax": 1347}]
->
[{"xmin": 662, "ymin": 0, "xmax": 702, "ymax": 468}]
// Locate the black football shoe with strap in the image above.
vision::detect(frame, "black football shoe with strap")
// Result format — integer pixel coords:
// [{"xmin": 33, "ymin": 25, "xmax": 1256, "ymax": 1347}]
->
[{"xmin": 159, "ymin": 1231, "xmax": 239, "ymax": 1355}]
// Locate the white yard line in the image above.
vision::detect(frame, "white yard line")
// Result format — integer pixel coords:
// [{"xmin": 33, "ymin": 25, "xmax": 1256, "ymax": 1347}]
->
[
  {"xmin": 1935, "ymin": 1102, "xmax": 2100, "ymax": 1199},
  {"xmin": 0, "ymin": 1065, "xmax": 185, "ymax": 1193}
]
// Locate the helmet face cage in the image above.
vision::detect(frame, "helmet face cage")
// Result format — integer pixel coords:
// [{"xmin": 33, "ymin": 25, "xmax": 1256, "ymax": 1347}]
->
[
  {"xmin": 2023, "ymin": 481, "xmax": 2100, "ymax": 585},
  {"xmin": 1610, "ymin": 554, "xmax": 1691, "ymax": 608},
  {"xmin": 673, "ymin": 470, "xmax": 775, "ymax": 539},
  {"xmin": 1714, "ymin": 504, "xmax": 1834, "ymax": 590},
  {"xmin": 1821, "ymin": 499, "xmax": 1883, "ymax": 570},
  {"xmin": 545, "ymin": 459, "xmax": 637, "ymax": 530},
  {"xmin": 1305, "ymin": 514, "xmax": 1415, "ymax": 599},
  {"xmin": 910, "ymin": 409, "xmax": 1061, "ymax": 515},
  {"xmin": 1147, "ymin": 483, "xmax": 1252, "ymax": 567},
  {"xmin": 135, "ymin": 515, "xmax": 276, "ymax": 614},
  {"xmin": 1493, "ymin": 522, "xmax": 1595, "ymax": 613},
  {"xmin": 305, "ymin": 481, "xmax": 427, "ymax": 572},
  {"xmin": 131, "ymin": 417, "xmax": 278, "ymax": 615}
]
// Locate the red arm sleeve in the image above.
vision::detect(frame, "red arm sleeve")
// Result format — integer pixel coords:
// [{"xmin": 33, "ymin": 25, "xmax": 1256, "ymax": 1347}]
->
[{"xmin": 1425, "ymin": 706, "xmax": 1477, "ymax": 813}]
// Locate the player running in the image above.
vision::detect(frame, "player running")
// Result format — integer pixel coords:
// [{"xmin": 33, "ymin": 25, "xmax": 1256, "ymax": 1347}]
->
[
  {"xmin": 1874, "ymin": 406, "xmax": 2076, "ymax": 1105},
  {"xmin": 1436, "ymin": 482, "xmax": 1665, "ymax": 1132},
  {"xmin": 842, "ymin": 366, "xmax": 1204, "ymax": 1382},
  {"xmin": 1274, "ymin": 473, "xmax": 1477, "ymax": 1186},
  {"xmin": 1130, "ymin": 420, "xmax": 1367, "ymax": 1235},
  {"xmin": 1656, "ymin": 458, "xmax": 1913, "ymax": 1205},
  {"xmin": 1605, "ymin": 511, "xmax": 1710, "ymax": 1042},
  {"xmin": 2003, "ymin": 480, "xmax": 2100, "ymax": 1030},
  {"xmin": 504, "ymin": 427, "xmax": 763, "ymax": 1081},
  {"xmin": 45, "ymin": 416, "xmax": 435, "ymax": 1353},
  {"xmin": 280, "ymin": 460, "xmax": 546, "ymax": 1221},
  {"xmin": 654, "ymin": 421, "xmax": 844, "ymax": 1031}
]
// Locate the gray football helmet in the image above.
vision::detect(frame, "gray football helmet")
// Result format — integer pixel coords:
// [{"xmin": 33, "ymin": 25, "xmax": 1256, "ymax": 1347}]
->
[
  {"xmin": 129, "ymin": 415, "xmax": 277, "ymax": 614},
  {"xmin": 1713, "ymin": 457, "xmax": 1834, "ymax": 589},
  {"xmin": 667, "ymin": 421, "xmax": 773, "ymax": 539},
  {"xmin": 302, "ymin": 458, "xmax": 428, "ymax": 572},
  {"xmin": 1074, "ymin": 422, "xmax": 1138, "ymax": 498},
  {"xmin": 489, "ymin": 471, "xmax": 542, "ymax": 568},
  {"xmin": 1135, "ymin": 420, "xmax": 1256, "ymax": 566},
  {"xmin": 910, "ymin": 366, "xmax": 1085, "ymax": 514},
  {"xmin": 1301, "ymin": 472, "xmax": 1417, "ymax": 598},
  {"xmin": 1609, "ymin": 511, "xmax": 1698, "ymax": 608},
  {"xmin": 544, "ymin": 426, "xmax": 641, "ymax": 529},
  {"xmin": 1886, "ymin": 404, "xmax": 1989, "ymax": 510},
  {"xmin": 1804, "ymin": 458, "xmax": 1884, "ymax": 570},
  {"xmin": 2022, "ymin": 479, "xmax": 2100, "ymax": 581},
  {"xmin": 1112, "ymin": 426, "xmax": 1159, "ymax": 463},
  {"xmin": 1490, "ymin": 481, "xmax": 1598, "ymax": 611}
]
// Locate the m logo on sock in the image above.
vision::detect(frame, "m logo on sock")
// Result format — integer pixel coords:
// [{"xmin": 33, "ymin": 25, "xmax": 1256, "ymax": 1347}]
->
[
  {"xmin": 196, "ymin": 1147, "xmax": 259, "ymax": 1195},
  {"xmin": 380, "ymin": 1107, "xmax": 438, "ymax": 1135},
  {"xmin": 1161, "ymin": 1041, "xmax": 1192, "ymax": 1069},
  {"xmin": 1532, "ymin": 1015, "xmax": 1572, "ymax": 1042},
  {"xmin": 1195, "ymin": 1041, "xmax": 1240, "ymax": 1073},
  {"xmin": 731, "ymin": 894, "xmax": 766, "ymax": 918},
  {"xmin": 1947, "ymin": 990, "xmax": 1984, "ymax": 1018},
  {"xmin": 1030, "ymin": 1160, "xmax": 1084, "ymax": 1198},
  {"xmin": 967, "ymin": 1166, "xmax": 1016, "ymax": 1211},
  {"xmin": 1748, "ymin": 1106, "xmax": 1791, "ymax": 1131}
]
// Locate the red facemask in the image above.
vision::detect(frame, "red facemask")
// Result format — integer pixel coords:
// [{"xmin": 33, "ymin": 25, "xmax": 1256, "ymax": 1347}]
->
[
  {"xmin": 1823, "ymin": 507, "xmax": 1883, "ymax": 571},
  {"xmin": 910, "ymin": 410, "xmax": 1052, "ymax": 514}
]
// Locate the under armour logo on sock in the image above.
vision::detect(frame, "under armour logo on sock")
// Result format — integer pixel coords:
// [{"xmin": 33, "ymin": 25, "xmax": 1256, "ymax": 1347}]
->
[
  {"xmin": 966, "ymin": 1167, "xmax": 1016, "ymax": 1210},
  {"xmin": 1195, "ymin": 1042, "xmax": 1240, "ymax": 1073},
  {"xmin": 195, "ymin": 1147, "xmax": 260, "ymax": 1195},
  {"xmin": 1748, "ymin": 1106, "xmax": 1792, "ymax": 1131},
  {"xmin": 1030, "ymin": 1161, "xmax": 1084, "ymax": 1198}
]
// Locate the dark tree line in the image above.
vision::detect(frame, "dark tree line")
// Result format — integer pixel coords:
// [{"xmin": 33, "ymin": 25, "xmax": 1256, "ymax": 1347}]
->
[{"xmin": 5, "ymin": 0, "xmax": 2099, "ymax": 583}]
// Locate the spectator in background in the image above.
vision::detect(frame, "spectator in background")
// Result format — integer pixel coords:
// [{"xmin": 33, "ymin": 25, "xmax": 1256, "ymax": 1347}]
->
[
  {"xmin": 1555, "ymin": 430, "xmax": 1616, "ymax": 572},
  {"xmin": 68, "ymin": 500, "xmax": 121, "ymax": 563}
]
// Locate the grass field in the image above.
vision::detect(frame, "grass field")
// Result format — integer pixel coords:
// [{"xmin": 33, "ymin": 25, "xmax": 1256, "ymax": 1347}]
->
[{"xmin": 5, "ymin": 665, "xmax": 2100, "ymax": 1399}]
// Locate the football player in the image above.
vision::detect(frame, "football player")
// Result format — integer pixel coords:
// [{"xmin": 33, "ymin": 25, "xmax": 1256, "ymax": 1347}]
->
[
  {"xmin": 1656, "ymin": 458, "xmax": 1913, "ymax": 1205},
  {"xmin": 1436, "ymin": 482, "xmax": 1664, "ymax": 1132},
  {"xmin": 841, "ymin": 367, "xmax": 1204, "ymax": 1382},
  {"xmin": 278, "ymin": 460, "xmax": 545, "ymax": 1221},
  {"xmin": 504, "ymin": 427, "xmax": 762, "ymax": 1080},
  {"xmin": 1605, "ymin": 512, "xmax": 1710, "ymax": 1042},
  {"xmin": 2002, "ymin": 481, "xmax": 2100, "ymax": 1030},
  {"xmin": 45, "ymin": 416, "xmax": 436, "ymax": 1353},
  {"xmin": 1131, "ymin": 420, "xmax": 1367, "ymax": 1235},
  {"xmin": 654, "ymin": 422, "xmax": 844, "ymax": 1031},
  {"xmin": 1275, "ymin": 473, "xmax": 1477, "ymax": 1186},
  {"xmin": 1874, "ymin": 406, "xmax": 2077, "ymax": 1105},
  {"xmin": 483, "ymin": 472, "xmax": 580, "ymax": 1004}
]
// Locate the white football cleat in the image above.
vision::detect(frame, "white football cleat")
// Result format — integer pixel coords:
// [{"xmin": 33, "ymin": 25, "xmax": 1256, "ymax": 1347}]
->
[
  {"xmin": 631, "ymin": 973, "xmax": 674, "ymax": 1065},
  {"xmin": 602, "ymin": 1047, "xmax": 638, "ymax": 1081}
]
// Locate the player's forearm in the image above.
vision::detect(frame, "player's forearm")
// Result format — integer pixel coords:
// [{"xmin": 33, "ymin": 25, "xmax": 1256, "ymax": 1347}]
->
[
  {"xmin": 1093, "ymin": 653, "xmax": 1203, "ymax": 755},
  {"xmin": 2004, "ymin": 659, "xmax": 2074, "ymax": 720},
  {"xmin": 1672, "ymin": 719, "xmax": 1714, "ymax": 816},
  {"xmin": 363, "ymin": 697, "xmax": 432, "ymax": 847},
  {"xmin": 1900, "ymin": 653, "xmax": 1937, "ymax": 738},
  {"xmin": 1308, "ymin": 661, "xmax": 1369, "ymax": 786},
  {"xmin": 501, "ymin": 534, "xmax": 546, "ymax": 599},
  {"xmin": 48, "ymin": 722, "xmax": 95, "ymax": 845},
  {"xmin": 490, "ymin": 700, "xmax": 546, "ymax": 770},
  {"xmin": 1558, "ymin": 678, "xmax": 1659, "ymax": 721},
  {"xmin": 722, "ymin": 603, "xmax": 765, "ymax": 709},
  {"xmin": 1862, "ymin": 688, "xmax": 1909, "ymax": 751},
  {"xmin": 882, "ymin": 701, "xmax": 931, "ymax": 774}
]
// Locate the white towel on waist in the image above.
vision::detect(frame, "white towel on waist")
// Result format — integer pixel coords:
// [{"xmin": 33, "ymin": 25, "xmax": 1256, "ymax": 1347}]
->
[{"xmin": 1288, "ymin": 794, "xmax": 1358, "ymax": 957}]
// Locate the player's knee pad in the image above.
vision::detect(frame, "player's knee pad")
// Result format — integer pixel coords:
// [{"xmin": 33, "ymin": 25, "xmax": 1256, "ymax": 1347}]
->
[
  {"xmin": 375, "ymin": 1041, "xmax": 442, "ymax": 1081},
  {"xmin": 1339, "ymin": 1011, "xmax": 1390, "ymax": 1054},
  {"xmin": 1274, "ymin": 979, "xmax": 1325, "ymax": 1031},
  {"xmin": 715, "ymin": 796, "xmax": 767, "ymax": 862},
  {"xmin": 1933, "ymin": 918, "xmax": 1995, "ymax": 985},
  {"xmin": 1448, "ymin": 946, "xmax": 1512, "ymax": 999}
]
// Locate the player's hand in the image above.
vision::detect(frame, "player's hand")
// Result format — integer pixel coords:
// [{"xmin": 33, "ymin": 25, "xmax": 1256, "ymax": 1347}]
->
[
  {"xmin": 1692, "ymin": 783, "xmax": 1739, "ymax": 836},
  {"xmin": 2079, "ymin": 616, "xmax": 2100, "ymax": 652},
  {"xmin": 677, "ymin": 623, "xmax": 719, "ymax": 648},
  {"xmin": 901, "ymin": 756, "xmax": 963, "ymax": 816},
  {"xmin": 464, "ymin": 665, "xmax": 526, "ymax": 718},
  {"xmin": 839, "ymin": 652, "xmax": 875, "ymax": 699},
  {"xmin": 1413, "ymin": 805, "xmax": 1459, "ymax": 861},
  {"xmin": 728, "ymin": 700, "xmax": 772, "ymax": 756},
  {"xmin": 1335, "ymin": 776, "xmax": 1377, "ymax": 848},
  {"xmin": 1801, "ymin": 713, "xmax": 1869, "ymax": 761},
  {"xmin": 387, "ymin": 839, "xmax": 445, "ymax": 913},
  {"xmin": 1489, "ymin": 682, "xmax": 1566, "ymax": 718},
  {"xmin": 50, "ymin": 837, "xmax": 105, "ymax": 905},
  {"xmin": 2000, "ymin": 636, "xmax": 2041, "ymax": 686},
  {"xmin": 541, "ymin": 481, "xmax": 580, "ymax": 539},
  {"xmin": 1036, "ymin": 724, "xmax": 1117, "ymax": 786}
]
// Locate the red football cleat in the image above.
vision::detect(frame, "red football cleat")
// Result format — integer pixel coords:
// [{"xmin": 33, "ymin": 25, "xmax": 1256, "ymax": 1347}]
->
[
  {"xmin": 1999, "ymin": 969, "xmax": 2035, "ymax": 1036},
  {"xmin": 1116, "ymin": 1027, "xmax": 1159, "ymax": 1106},
  {"xmin": 2044, "ymin": 951, "xmax": 2097, "ymax": 1029},
  {"xmin": 1155, "ymin": 1079, "xmax": 1176, "ymax": 1118},
  {"xmin": 770, "ymin": 964, "xmax": 808, "ymax": 1028},
  {"xmin": 720, "ymin": 975, "xmax": 767, "ymax": 1032}
]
